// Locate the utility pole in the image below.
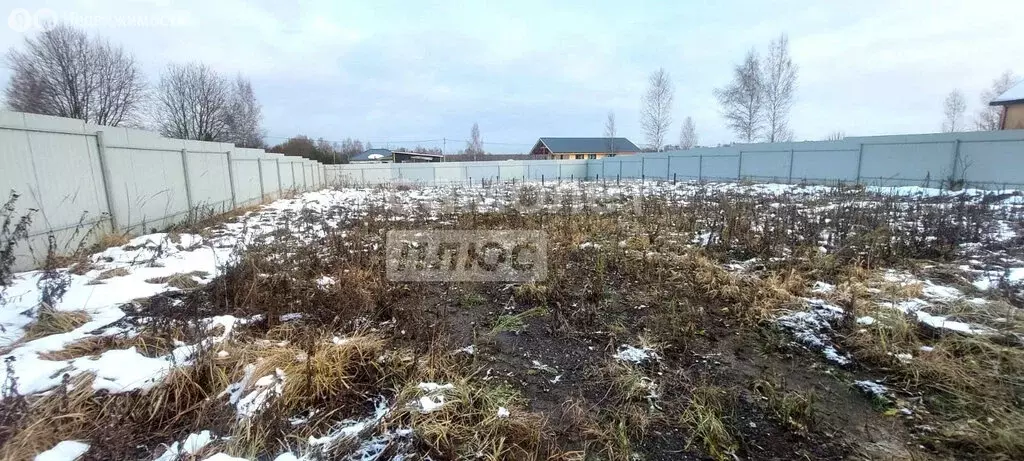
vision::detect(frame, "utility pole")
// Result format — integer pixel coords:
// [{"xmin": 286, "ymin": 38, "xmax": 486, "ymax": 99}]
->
[{"xmin": 443, "ymin": 138, "xmax": 446, "ymax": 162}]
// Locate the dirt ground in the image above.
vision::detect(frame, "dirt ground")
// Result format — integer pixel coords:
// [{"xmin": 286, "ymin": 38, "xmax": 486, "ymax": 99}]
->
[{"xmin": 3, "ymin": 181, "xmax": 1023, "ymax": 460}]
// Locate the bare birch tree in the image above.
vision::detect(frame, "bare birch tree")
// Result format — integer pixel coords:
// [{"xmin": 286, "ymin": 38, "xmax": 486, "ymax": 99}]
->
[
  {"xmin": 604, "ymin": 111, "xmax": 616, "ymax": 153},
  {"xmin": 640, "ymin": 68, "xmax": 674, "ymax": 151},
  {"xmin": 224, "ymin": 75, "xmax": 265, "ymax": 148},
  {"xmin": 679, "ymin": 116, "xmax": 697, "ymax": 149},
  {"xmin": 825, "ymin": 131, "xmax": 845, "ymax": 141},
  {"xmin": 761, "ymin": 35, "xmax": 797, "ymax": 142},
  {"xmin": 604, "ymin": 111, "xmax": 616, "ymax": 138},
  {"xmin": 941, "ymin": 89, "xmax": 967, "ymax": 133},
  {"xmin": 5, "ymin": 24, "xmax": 145, "ymax": 126},
  {"xmin": 466, "ymin": 122, "xmax": 483, "ymax": 159},
  {"xmin": 975, "ymin": 70, "xmax": 1018, "ymax": 131},
  {"xmin": 155, "ymin": 62, "xmax": 231, "ymax": 141},
  {"xmin": 715, "ymin": 50, "xmax": 763, "ymax": 142}
]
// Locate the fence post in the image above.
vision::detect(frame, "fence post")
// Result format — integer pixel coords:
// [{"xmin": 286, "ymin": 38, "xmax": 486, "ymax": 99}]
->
[
  {"xmin": 855, "ymin": 143, "xmax": 865, "ymax": 183},
  {"xmin": 225, "ymin": 150, "xmax": 237, "ymax": 208},
  {"xmin": 698, "ymin": 154, "xmax": 703, "ymax": 181},
  {"xmin": 951, "ymin": 139, "xmax": 962, "ymax": 187},
  {"xmin": 257, "ymin": 158, "xmax": 266, "ymax": 201},
  {"xmin": 180, "ymin": 148, "xmax": 194, "ymax": 210},
  {"xmin": 788, "ymin": 148, "xmax": 795, "ymax": 183},
  {"xmin": 666, "ymin": 156, "xmax": 671, "ymax": 180},
  {"xmin": 94, "ymin": 131, "xmax": 120, "ymax": 232},
  {"xmin": 737, "ymin": 151, "xmax": 743, "ymax": 180},
  {"xmin": 276, "ymin": 158, "xmax": 283, "ymax": 193}
]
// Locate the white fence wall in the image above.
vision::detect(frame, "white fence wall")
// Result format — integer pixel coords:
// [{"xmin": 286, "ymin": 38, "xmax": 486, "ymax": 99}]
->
[
  {"xmin": 327, "ymin": 130, "xmax": 1024, "ymax": 190},
  {"xmin": 0, "ymin": 111, "xmax": 333, "ymax": 270}
]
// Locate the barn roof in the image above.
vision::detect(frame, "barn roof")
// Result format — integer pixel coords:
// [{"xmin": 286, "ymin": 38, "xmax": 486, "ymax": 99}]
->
[{"xmin": 534, "ymin": 137, "xmax": 640, "ymax": 154}]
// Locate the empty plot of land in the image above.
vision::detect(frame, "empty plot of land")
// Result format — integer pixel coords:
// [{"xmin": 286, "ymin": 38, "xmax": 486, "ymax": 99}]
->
[{"xmin": 1, "ymin": 181, "xmax": 1023, "ymax": 460}]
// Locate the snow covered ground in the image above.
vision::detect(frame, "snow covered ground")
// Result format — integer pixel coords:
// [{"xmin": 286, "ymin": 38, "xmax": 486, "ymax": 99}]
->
[{"xmin": 2, "ymin": 180, "xmax": 1022, "ymax": 460}]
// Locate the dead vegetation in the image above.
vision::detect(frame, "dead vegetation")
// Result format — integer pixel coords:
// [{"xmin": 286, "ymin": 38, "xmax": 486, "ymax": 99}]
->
[{"xmin": 1, "ymin": 181, "xmax": 1023, "ymax": 460}]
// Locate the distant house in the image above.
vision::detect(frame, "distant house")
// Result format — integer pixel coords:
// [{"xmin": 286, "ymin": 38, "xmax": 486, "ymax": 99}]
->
[
  {"xmin": 393, "ymin": 151, "xmax": 443, "ymax": 163},
  {"xmin": 990, "ymin": 80, "xmax": 1024, "ymax": 130},
  {"xmin": 349, "ymin": 148, "xmax": 394, "ymax": 164},
  {"xmin": 349, "ymin": 149, "xmax": 443, "ymax": 164},
  {"xmin": 529, "ymin": 137, "xmax": 640, "ymax": 160}
]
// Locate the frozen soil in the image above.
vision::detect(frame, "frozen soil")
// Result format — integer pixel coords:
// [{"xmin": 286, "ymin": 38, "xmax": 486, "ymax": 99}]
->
[{"xmin": 2, "ymin": 180, "xmax": 1023, "ymax": 460}]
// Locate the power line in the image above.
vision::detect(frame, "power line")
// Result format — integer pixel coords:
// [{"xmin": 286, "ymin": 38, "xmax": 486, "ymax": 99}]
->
[{"xmin": 262, "ymin": 134, "xmax": 446, "ymax": 145}]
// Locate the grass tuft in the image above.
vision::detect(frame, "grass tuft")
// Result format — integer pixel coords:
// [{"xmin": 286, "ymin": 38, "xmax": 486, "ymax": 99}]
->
[{"xmin": 22, "ymin": 307, "xmax": 89, "ymax": 341}]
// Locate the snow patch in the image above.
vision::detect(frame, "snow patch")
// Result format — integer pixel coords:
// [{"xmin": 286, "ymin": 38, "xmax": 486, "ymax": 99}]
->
[
  {"xmin": 34, "ymin": 441, "xmax": 89, "ymax": 461},
  {"xmin": 776, "ymin": 299, "xmax": 851, "ymax": 365},
  {"xmin": 854, "ymin": 380, "xmax": 888, "ymax": 397},
  {"xmin": 155, "ymin": 430, "xmax": 215, "ymax": 461},
  {"xmin": 613, "ymin": 344, "xmax": 658, "ymax": 363}
]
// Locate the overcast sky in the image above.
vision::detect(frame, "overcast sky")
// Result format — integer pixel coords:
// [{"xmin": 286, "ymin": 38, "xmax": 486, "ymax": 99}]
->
[{"xmin": 0, "ymin": 0, "xmax": 1022, "ymax": 153}]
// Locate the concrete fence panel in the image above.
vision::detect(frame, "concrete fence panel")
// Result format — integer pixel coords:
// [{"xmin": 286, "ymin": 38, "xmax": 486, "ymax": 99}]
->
[
  {"xmin": 498, "ymin": 163, "xmax": 527, "ymax": 181},
  {"xmin": 960, "ymin": 140, "xmax": 1023, "ymax": 187},
  {"xmin": 104, "ymin": 145, "xmax": 189, "ymax": 232},
  {"xmin": 434, "ymin": 164, "xmax": 465, "ymax": 183},
  {"xmin": 185, "ymin": 151, "xmax": 233, "ymax": 212},
  {"xmin": 362, "ymin": 165, "xmax": 393, "ymax": 184},
  {"xmin": 700, "ymin": 155, "xmax": 740, "ymax": 180},
  {"xmin": 739, "ymin": 149, "xmax": 790, "ymax": 180},
  {"xmin": 642, "ymin": 156, "xmax": 671, "ymax": 180},
  {"xmin": 527, "ymin": 162, "xmax": 559, "ymax": 181},
  {"xmin": 790, "ymin": 148, "xmax": 859, "ymax": 183},
  {"xmin": 396, "ymin": 164, "xmax": 436, "ymax": 183},
  {"xmin": 860, "ymin": 141, "xmax": 954, "ymax": 186},
  {"xmin": 232, "ymin": 159, "xmax": 263, "ymax": 206},
  {"xmin": 666, "ymin": 154, "xmax": 701, "ymax": 179}
]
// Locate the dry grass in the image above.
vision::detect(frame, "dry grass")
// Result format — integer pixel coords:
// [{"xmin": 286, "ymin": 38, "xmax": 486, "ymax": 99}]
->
[
  {"xmin": 391, "ymin": 364, "xmax": 555, "ymax": 460},
  {"xmin": 94, "ymin": 267, "xmax": 130, "ymax": 281},
  {"xmin": 4, "ymin": 182, "xmax": 1020, "ymax": 459},
  {"xmin": 37, "ymin": 333, "xmax": 173, "ymax": 361},
  {"xmin": 145, "ymin": 271, "xmax": 208, "ymax": 290},
  {"xmin": 751, "ymin": 377, "xmax": 816, "ymax": 432},
  {"xmin": 95, "ymin": 232, "xmax": 131, "ymax": 249},
  {"xmin": 0, "ymin": 374, "xmax": 99, "ymax": 460},
  {"xmin": 21, "ymin": 308, "xmax": 89, "ymax": 341},
  {"xmin": 841, "ymin": 281, "xmax": 1024, "ymax": 457},
  {"xmin": 679, "ymin": 385, "xmax": 736, "ymax": 461}
]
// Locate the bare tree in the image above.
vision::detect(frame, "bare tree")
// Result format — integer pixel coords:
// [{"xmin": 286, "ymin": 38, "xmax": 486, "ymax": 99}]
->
[
  {"xmin": 640, "ymin": 68, "xmax": 674, "ymax": 151},
  {"xmin": 679, "ymin": 116, "xmax": 697, "ymax": 149},
  {"xmin": 155, "ymin": 62, "xmax": 231, "ymax": 141},
  {"xmin": 604, "ymin": 111, "xmax": 616, "ymax": 153},
  {"xmin": 976, "ymin": 70, "xmax": 1019, "ymax": 131},
  {"xmin": 604, "ymin": 111, "xmax": 616, "ymax": 138},
  {"xmin": 941, "ymin": 89, "xmax": 967, "ymax": 133},
  {"xmin": 761, "ymin": 35, "xmax": 797, "ymax": 142},
  {"xmin": 825, "ymin": 131, "xmax": 845, "ymax": 141},
  {"xmin": 5, "ymin": 24, "xmax": 145, "ymax": 126},
  {"xmin": 224, "ymin": 75, "xmax": 265, "ymax": 148},
  {"xmin": 466, "ymin": 122, "xmax": 483, "ymax": 159},
  {"xmin": 716, "ymin": 49, "xmax": 763, "ymax": 142}
]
